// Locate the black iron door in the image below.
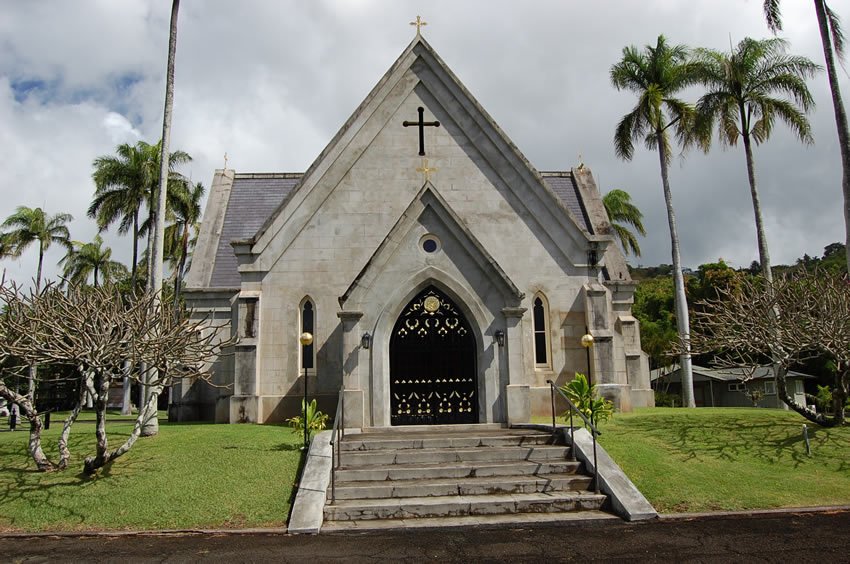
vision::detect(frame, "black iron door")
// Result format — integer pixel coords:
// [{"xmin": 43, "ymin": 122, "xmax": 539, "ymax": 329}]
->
[{"xmin": 390, "ymin": 286, "xmax": 478, "ymax": 425}]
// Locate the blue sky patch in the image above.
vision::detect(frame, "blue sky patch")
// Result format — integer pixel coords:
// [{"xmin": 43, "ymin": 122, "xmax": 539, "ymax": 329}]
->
[{"xmin": 10, "ymin": 78, "xmax": 50, "ymax": 103}]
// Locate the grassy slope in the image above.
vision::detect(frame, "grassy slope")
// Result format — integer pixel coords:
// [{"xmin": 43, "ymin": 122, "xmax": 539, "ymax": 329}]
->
[
  {"xmin": 0, "ymin": 413, "xmax": 303, "ymax": 532},
  {"xmin": 598, "ymin": 408, "xmax": 850, "ymax": 513}
]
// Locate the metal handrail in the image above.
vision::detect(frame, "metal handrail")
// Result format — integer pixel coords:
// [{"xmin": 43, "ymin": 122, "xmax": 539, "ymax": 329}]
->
[
  {"xmin": 328, "ymin": 385, "xmax": 345, "ymax": 504},
  {"xmin": 546, "ymin": 380, "xmax": 601, "ymax": 495}
]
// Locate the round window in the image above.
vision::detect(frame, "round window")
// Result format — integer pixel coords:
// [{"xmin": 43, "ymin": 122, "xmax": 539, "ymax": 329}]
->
[{"xmin": 420, "ymin": 234, "xmax": 441, "ymax": 253}]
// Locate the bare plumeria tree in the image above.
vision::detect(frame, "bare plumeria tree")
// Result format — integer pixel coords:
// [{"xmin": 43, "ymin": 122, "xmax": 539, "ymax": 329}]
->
[
  {"xmin": 683, "ymin": 271, "xmax": 850, "ymax": 427},
  {"xmin": 0, "ymin": 280, "xmax": 232, "ymax": 473}
]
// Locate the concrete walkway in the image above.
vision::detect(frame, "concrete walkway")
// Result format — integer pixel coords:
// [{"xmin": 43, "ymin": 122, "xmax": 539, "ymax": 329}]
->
[{"xmin": 1, "ymin": 508, "xmax": 848, "ymax": 562}]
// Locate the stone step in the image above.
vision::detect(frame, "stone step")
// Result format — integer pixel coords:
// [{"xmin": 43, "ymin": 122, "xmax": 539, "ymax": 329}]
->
[
  {"xmin": 339, "ymin": 432, "xmax": 554, "ymax": 452},
  {"xmin": 331, "ymin": 474, "xmax": 593, "ymax": 500},
  {"xmin": 357, "ymin": 423, "xmax": 505, "ymax": 434},
  {"xmin": 320, "ymin": 510, "xmax": 619, "ymax": 532},
  {"xmin": 323, "ymin": 491, "xmax": 607, "ymax": 521},
  {"xmin": 334, "ymin": 459, "xmax": 582, "ymax": 482},
  {"xmin": 339, "ymin": 445, "xmax": 570, "ymax": 467}
]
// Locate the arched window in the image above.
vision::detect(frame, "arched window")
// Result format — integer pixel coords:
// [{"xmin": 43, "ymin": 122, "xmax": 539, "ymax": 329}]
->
[
  {"xmin": 533, "ymin": 294, "xmax": 550, "ymax": 368},
  {"xmin": 300, "ymin": 298, "xmax": 315, "ymax": 369}
]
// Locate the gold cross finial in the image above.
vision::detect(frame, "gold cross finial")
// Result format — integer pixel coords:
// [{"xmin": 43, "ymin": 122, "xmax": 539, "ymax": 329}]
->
[
  {"xmin": 410, "ymin": 15, "xmax": 427, "ymax": 36},
  {"xmin": 416, "ymin": 158, "xmax": 437, "ymax": 182},
  {"xmin": 223, "ymin": 152, "xmax": 229, "ymax": 169}
]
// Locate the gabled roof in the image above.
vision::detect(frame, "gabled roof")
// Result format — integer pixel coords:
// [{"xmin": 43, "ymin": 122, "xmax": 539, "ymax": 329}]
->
[
  {"xmin": 650, "ymin": 365, "xmax": 815, "ymax": 383},
  {"xmin": 240, "ymin": 34, "xmax": 608, "ymax": 274},
  {"xmin": 208, "ymin": 173, "xmax": 300, "ymax": 288},
  {"xmin": 206, "ymin": 171, "xmax": 591, "ymax": 288},
  {"xmin": 339, "ymin": 182, "xmax": 524, "ymax": 308}
]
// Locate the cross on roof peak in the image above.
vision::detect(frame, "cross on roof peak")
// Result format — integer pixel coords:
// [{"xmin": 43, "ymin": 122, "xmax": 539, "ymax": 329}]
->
[{"xmin": 410, "ymin": 15, "xmax": 427, "ymax": 36}]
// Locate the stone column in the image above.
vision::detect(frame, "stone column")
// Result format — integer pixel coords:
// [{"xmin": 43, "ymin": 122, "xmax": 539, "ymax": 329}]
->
[
  {"xmin": 502, "ymin": 306, "xmax": 529, "ymax": 425},
  {"xmin": 584, "ymin": 283, "xmax": 632, "ymax": 412},
  {"xmin": 230, "ymin": 292, "xmax": 260, "ymax": 423},
  {"xmin": 338, "ymin": 311, "xmax": 364, "ymax": 429}
]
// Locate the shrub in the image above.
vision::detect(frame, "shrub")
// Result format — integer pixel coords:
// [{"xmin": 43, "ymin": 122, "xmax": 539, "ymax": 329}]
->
[
  {"xmin": 559, "ymin": 372, "xmax": 614, "ymax": 426},
  {"xmin": 286, "ymin": 399, "xmax": 328, "ymax": 439}
]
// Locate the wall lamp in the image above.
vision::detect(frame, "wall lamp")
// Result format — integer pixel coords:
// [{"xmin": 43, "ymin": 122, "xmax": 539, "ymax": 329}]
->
[
  {"xmin": 494, "ymin": 330, "xmax": 505, "ymax": 347},
  {"xmin": 361, "ymin": 332, "xmax": 372, "ymax": 350}
]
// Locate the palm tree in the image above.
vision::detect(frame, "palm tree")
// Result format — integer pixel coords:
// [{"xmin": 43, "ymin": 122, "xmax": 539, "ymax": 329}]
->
[
  {"xmin": 696, "ymin": 37, "xmax": 820, "ymax": 284},
  {"xmin": 1, "ymin": 207, "xmax": 73, "ymax": 291},
  {"xmin": 59, "ymin": 235, "xmax": 128, "ymax": 288},
  {"xmin": 165, "ymin": 180, "xmax": 204, "ymax": 316},
  {"xmin": 0, "ymin": 232, "xmax": 19, "ymax": 260},
  {"xmin": 90, "ymin": 140, "xmax": 191, "ymax": 292},
  {"xmin": 764, "ymin": 1, "xmax": 850, "ymax": 275},
  {"xmin": 610, "ymin": 35, "xmax": 703, "ymax": 407},
  {"xmin": 145, "ymin": 0, "xmax": 182, "ymax": 438},
  {"xmin": 90, "ymin": 141, "xmax": 159, "ymax": 291},
  {"xmin": 152, "ymin": 0, "xmax": 182, "ymax": 300},
  {"xmin": 602, "ymin": 189, "xmax": 647, "ymax": 257}
]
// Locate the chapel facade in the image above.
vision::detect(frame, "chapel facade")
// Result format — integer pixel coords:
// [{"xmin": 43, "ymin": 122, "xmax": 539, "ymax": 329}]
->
[{"xmin": 172, "ymin": 34, "xmax": 654, "ymax": 427}]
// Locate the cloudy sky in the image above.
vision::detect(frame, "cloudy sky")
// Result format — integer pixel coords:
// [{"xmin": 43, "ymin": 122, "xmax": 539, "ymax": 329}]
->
[{"xmin": 0, "ymin": 0, "xmax": 847, "ymax": 285}]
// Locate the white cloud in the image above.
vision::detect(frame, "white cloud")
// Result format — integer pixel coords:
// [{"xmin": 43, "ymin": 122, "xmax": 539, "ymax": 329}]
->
[{"xmin": 0, "ymin": 0, "xmax": 847, "ymax": 286}]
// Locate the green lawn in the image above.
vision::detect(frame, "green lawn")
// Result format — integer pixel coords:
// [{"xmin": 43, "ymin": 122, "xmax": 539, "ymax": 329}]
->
[
  {"xmin": 596, "ymin": 407, "xmax": 850, "ymax": 513},
  {"xmin": 0, "ymin": 412, "xmax": 304, "ymax": 532}
]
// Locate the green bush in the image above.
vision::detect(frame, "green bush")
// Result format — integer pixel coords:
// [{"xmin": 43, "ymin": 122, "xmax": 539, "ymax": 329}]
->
[
  {"xmin": 654, "ymin": 390, "xmax": 680, "ymax": 407},
  {"xmin": 559, "ymin": 372, "xmax": 614, "ymax": 426},
  {"xmin": 286, "ymin": 399, "xmax": 328, "ymax": 439}
]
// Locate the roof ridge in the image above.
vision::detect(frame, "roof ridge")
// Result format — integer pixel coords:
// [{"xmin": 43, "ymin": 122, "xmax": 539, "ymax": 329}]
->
[{"xmin": 233, "ymin": 172, "xmax": 304, "ymax": 179}]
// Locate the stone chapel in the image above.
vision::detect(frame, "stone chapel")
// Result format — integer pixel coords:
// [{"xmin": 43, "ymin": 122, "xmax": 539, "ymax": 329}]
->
[{"xmin": 172, "ymin": 32, "xmax": 654, "ymax": 427}]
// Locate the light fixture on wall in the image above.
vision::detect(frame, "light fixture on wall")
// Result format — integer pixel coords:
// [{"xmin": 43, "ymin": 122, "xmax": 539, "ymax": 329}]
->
[
  {"xmin": 494, "ymin": 330, "xmax": 505, "ymax": 347},
  {"xmin": 361, "ymin": 332, "xmax": 372, "ymax": 350},
  {"xmin": 581, "ymin": 331, "xmax": 594, "ymax": 386}
]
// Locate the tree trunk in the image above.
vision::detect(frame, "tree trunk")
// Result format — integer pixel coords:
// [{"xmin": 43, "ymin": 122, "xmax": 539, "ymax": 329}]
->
[
  {"xmin": 131, "ymin": 211, "xmax": 139, "ymax": 292},
  {"xmin": 144, "ymin": 0, "xmax": 180, "ymax": 438},
  {"xmin": 814, "ymin": 0, "xmax": 850, "ymax": 276},
  {"xmin": 657, "ymin": 134, "xmax": 695, "ymax": 407},
  {"xmin": 775, "ymin": 363, "xmax": 840, "ymax": 427},
  {"xmin": 83, "ymin": 370, "xmax": 111, "ymax": 475},
  {"xmin": 29, "ymin": 241, "xmax": 44, "ymax": 403},
  {"xmin": 0, "ymin": 383, "xmax": 54, "ymax": 471},
  {"xmin": 83, "ymin": 381, "xmax": 164, "ymax": 475},
  {"xmin": 36, "ymin": 241, "xmax": 43, "ymax": 293},
  {"xmin": 173, "ymin": 225, "xmax": 188, "ymax": 322},
  {"xmin": 121, "ymin": 360, "xmax": 132, "ymax": 416},
  {"xmin": 58, "ymin": 370, "xmax": 91, "ymax": 469},
  {"xmin": 741, "ymin": 125, "xmax": 773, "ymax": 284}
]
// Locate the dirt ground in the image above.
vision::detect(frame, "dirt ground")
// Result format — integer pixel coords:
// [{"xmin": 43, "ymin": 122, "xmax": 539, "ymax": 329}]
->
[{"xmin": 1, "ymin": 509, "xmax": 849, "ymax": 563}]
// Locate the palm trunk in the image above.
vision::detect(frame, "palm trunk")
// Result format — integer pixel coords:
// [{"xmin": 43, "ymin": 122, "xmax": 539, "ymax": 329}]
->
[
  {"xmin": 741, "ymin": 124, "xmax": 773, "ymax": 284},
  {"xmin": 121, "ymin": 360, "xmax": 132, "ymax": 416},
  {"xmin": 131, "ymin": 211, "xmax": 139, "ymax": 292},
  {"xmin": 93, "ymin": 265, "xmax": 99, "ymax": 288},
  {"xmin": 173, "ymin": 225, "xmax": 188, "ymax": 321},
  {"xmin": 36, "ymin": 242, "xmax": 43, "ymax": 292},
  {"xmin": 144, "ymin": 0, "xmax": 180, "ymax": 438},
  {"xmin": 814, "ymin": 0, "xmax": 850, "ymax": 276},
  {"xmin": 657, "ymin": 134, "xmax": 695, "ymax": 408},
  {"xmin": 29, "ymin": 243, "xmax": 44, "ymax": 403}
]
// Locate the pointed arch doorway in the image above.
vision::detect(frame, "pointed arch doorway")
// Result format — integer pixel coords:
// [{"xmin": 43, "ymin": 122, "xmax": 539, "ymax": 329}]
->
[{"xmin": 389, "ymin": 286, "xmax": 478, "ymax": 425}]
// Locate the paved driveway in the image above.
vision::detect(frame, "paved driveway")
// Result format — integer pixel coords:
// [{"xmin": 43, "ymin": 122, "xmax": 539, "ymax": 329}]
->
[{"xmin": 1, "ymin": 510, "xmax": 848, "ymax": 562}]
